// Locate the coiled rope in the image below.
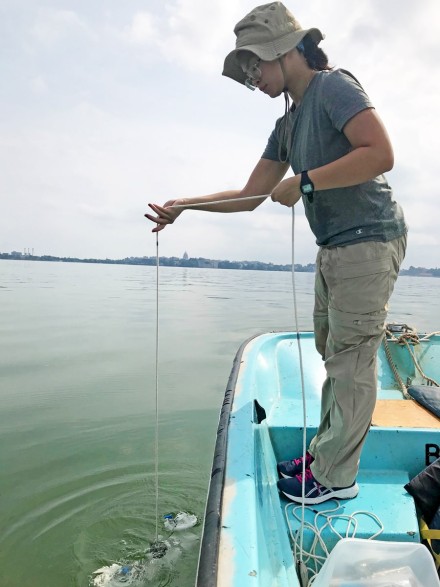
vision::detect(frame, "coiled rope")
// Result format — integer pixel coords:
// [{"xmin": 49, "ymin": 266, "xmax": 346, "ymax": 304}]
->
[
  {"xmin": 284, "ymin": 499, "xmax": 384, "ymax": 585},
  {"xmin": 384, "ymin": 325, "xmax": 440, "ymax": 395}
]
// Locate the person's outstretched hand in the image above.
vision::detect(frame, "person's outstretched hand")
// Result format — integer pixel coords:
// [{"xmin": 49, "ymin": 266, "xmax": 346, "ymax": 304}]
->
[{"xmin": 145, "ymin": 200, "xmax": 184, "ymax": 233}]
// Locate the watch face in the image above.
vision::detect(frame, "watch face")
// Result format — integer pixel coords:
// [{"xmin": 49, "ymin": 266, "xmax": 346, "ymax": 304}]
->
[{"xmin": 302, "ymin": 183, "xmax": 313, "ymax": 194}]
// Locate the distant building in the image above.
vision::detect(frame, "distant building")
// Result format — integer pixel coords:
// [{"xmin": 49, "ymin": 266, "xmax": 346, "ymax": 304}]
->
[
  {"xmin": 183, "ymin": 251, "xmax": 189, "ymax": 260},
  {"xmin": 197, "ymin": 259, "xmax": 219, "ymax": 269}
]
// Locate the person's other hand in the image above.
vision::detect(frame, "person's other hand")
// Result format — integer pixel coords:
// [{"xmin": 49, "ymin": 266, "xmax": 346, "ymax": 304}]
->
[{"xmin": 271, "ymin": 176, "xmax": 302, "ymax": 207}]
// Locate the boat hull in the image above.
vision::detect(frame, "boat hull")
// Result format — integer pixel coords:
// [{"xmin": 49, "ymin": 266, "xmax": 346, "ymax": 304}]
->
[{"xmin": 196, "ymin": 330, "xmax": 440, "ymax": 586}]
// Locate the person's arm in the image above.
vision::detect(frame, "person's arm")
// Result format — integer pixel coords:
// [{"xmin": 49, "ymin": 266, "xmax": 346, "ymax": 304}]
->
[
  {"xmin": 145, "ymin": 157, "xmax": 289, "ymax": 232},
  {"xmin": 271, "ymin": 108, "xmax": 394, "ymax": 206}
]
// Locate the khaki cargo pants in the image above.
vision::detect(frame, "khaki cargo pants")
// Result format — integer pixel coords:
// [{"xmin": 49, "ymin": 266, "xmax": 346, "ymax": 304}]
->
[{"xmin": 308, "ymin": 234, "xmax": 407, "ymax": 488}]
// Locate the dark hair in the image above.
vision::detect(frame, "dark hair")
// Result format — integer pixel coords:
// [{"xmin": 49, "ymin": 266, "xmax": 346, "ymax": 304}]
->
[{"xmin": 299, "ymin": 34, "xmax": 332, "ymax": 71}]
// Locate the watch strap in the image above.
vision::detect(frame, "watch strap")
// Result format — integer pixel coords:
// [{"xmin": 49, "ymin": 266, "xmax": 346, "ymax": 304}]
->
[{"xmin": 300, "ymin": 170, "xmax": 315, "ymax": 202}]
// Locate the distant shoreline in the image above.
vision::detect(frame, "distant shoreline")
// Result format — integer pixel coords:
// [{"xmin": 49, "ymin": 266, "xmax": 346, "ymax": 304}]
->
[{"xmin": 1, "ymin": 252, "xmax": 438, "ymax": 277}]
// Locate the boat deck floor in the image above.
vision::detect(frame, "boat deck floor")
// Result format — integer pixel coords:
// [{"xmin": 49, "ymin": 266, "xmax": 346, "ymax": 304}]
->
[
  {"xmin": 281, "ymin": 468, "xmax": 418, "ymax": 555},
  {"xmin": 256, "ymin": 335, "xmax": 440, "ymax": 561},
  {"xmin": 373, "ymin": 399, "xmax": 440, "ymax": 428},
  {"xmin": 268, "ymin": 396, "xmax": 440, "ymax": 429}
]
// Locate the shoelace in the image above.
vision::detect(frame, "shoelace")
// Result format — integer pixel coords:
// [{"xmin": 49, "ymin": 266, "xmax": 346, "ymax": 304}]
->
[
  {"xmin": 292, "ymin": 452, "xmax": 313, "ymax": 467},
  {"xmin": 295, "ymin": 468, "xmax": 314, "ymax": 483}
]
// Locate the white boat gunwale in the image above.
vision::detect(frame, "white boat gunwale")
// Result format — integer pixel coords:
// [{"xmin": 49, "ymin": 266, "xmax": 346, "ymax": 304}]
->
[{"xmin": 196, "ymin": 331, "xmax": 266, "ymax": 587}]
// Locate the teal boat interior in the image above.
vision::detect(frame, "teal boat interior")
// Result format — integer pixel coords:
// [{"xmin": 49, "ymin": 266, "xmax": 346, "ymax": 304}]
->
[{"xmin": 196, "ymin": 327, "xmax": 440, "ymax": 587}]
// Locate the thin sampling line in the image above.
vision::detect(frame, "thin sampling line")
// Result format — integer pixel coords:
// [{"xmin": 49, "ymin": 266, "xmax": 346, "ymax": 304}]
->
[
  {"xmin": 154, "ymin": 232, "xmax": 160, "ymax": 542},
  {"xmin": 150, "ymin": 192, "xmax": 269, "ymax": 544}
]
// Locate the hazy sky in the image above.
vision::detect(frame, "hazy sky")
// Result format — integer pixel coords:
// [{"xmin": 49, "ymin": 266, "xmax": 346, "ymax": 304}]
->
[{"xmin": 1, "ymin": 0, "xmax": 439, "ymax": 267}]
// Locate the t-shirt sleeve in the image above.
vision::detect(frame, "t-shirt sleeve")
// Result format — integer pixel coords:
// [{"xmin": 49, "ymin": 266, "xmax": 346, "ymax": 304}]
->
[
  {"xmin": 323, "ymin": 69, "xmax": 373, "ymax": 132},
  {"xmin": 261, "ymin": 116, "xmax": 286, "ymax": 162}
]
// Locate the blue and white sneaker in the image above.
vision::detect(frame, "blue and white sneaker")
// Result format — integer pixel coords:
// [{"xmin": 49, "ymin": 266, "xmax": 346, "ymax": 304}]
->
[
  {"xmin": 277, "ymin": 451, "xmax": 314, "ymax": 479},
  {"xmin": 277, "ymin": 469, "xmax": 359, "ymax": 505}
]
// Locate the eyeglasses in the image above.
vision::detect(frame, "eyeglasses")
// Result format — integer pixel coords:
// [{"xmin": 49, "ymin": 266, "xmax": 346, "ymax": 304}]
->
[{"xmin": 244, "ymin": 58, "xmax": 261, "ymax": 91}]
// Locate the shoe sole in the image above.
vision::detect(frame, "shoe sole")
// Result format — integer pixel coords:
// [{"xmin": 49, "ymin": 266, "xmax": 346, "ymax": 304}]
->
[{"xmin": 280, "ymin": 482, "xmax": 359, "ymax": 505}]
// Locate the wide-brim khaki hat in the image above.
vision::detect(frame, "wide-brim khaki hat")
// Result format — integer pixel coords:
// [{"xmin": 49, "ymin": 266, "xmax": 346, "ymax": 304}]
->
[{"xmin": 223, "ymin": 2, "xmax": 323, "ymax": 86}]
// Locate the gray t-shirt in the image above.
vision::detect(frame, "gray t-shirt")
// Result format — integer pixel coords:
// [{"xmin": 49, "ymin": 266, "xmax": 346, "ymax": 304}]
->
[{"xmin": 262, "ymin": 69, "xmax": 407, "ymax": 247}]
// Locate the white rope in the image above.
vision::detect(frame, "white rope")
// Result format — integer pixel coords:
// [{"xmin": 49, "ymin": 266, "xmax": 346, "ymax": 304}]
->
[
  {"xmin": 152, "ymin": 192, "xmax": 389, "ymax": 584},
  {"xmin": 419, "ymin": 331, "xmax": 440, "ymax": 341},
  {"xmin": 154, "ymin": 232, "xmax": 160, "ymax": 542},
  {"xmin": 149, "ymin": 192, "xmax": 277, "ymax": 545},
  {"xmin": 169, "ymin": 193, "xmax": 271, "ymax": 209},
  {"xmin": 168, "ymin": 196, "xmax": 312, "ymax": 572},
  {"xmin": 289, "ymin": 206, "xmax": 384, "ymax": 586},
  {"xmin": 291, "ymin": 206, "xmax": 308, "ymax": 563},
  {"xmin": 284, "ymin": 500, "xmax": 384, "ymax": 585}
]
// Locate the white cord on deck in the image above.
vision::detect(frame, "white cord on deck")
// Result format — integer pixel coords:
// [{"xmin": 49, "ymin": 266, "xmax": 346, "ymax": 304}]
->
[{"xmin": 284, "ymin": 500, "xmax": 384, "ymax": 585}]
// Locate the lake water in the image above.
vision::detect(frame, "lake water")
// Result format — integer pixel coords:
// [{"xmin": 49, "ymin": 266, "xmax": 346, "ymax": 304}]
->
[{"xmin": 1, "ymin": 260, "xmax": 439, "ymax": 587}]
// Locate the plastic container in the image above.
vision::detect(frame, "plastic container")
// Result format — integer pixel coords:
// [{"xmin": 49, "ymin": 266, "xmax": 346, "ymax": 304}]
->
[
  {"xmin": 163, "ymin": 511, "xmax": 197, "ymax": 531},
  {"xmin": 312, "ymin": 538, "xmax": 440, "ymax": 587}
]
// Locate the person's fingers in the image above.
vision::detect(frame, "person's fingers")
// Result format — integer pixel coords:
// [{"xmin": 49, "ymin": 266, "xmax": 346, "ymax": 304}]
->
[
  {"xmin": 152, "ymin": 222, "xmax": 166, "ymax": 233},
  {"xmin": 148, "ymin": 203, "xmax": 172, "ymax": 217},
  {"xmin": 146, "ymin": 202, "xmax": 181, "ymax": 232},
  {"xmin": 151, "ymin": 215, "xmax": 171, "ymax": 225},
  {"xmin": 146, "ymin": 205, "xmax": 175, "ymax": 222},
  {"xmin": 144, "ymin": 213, "xmax": 165, "ymax": 224}
]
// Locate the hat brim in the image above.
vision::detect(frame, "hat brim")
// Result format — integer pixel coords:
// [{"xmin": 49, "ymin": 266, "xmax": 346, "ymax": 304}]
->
[{"xmin": 222, "ymin": 27, "xmax": 323, "ymax": 85}]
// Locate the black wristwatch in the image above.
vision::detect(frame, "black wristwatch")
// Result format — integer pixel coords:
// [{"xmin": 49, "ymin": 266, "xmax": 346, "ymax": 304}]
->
[{"xmin": 300, "ymin": 170, "xmax": 314, "ymax": 202}]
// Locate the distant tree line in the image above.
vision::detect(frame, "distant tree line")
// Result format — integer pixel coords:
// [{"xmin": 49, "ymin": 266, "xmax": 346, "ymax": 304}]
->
[
  {"xmin": 400, "ymin": 266, "xmax": 440, "ymax": 277},
  {"xmin": 0, "ymin": 251, "xmax": 315, "ymax": 272},
  {"xmin": 1, "ymin": 251, "xmax": 438, "ymax": 276}
]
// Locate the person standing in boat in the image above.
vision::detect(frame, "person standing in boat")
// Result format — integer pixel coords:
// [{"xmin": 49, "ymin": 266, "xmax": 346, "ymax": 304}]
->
[{"xmin": 145, "ymin": 2, "xmax": 407, "ymax": 505}]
